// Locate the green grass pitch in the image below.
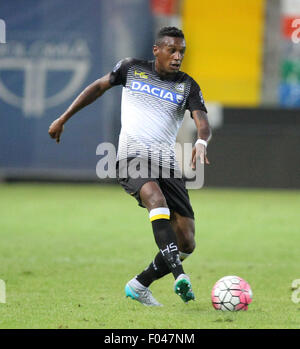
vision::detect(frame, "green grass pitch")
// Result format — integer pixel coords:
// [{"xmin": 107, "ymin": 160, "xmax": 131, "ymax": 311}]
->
[{"xmin": 0, "ymin": 183, "xmax": 299, "ymax": 329}]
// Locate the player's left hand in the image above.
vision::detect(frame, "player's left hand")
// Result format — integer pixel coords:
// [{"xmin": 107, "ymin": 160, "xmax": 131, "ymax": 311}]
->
[{"xmin": 190, "ymin": 143, "xmax": 210, "ymax": 170}]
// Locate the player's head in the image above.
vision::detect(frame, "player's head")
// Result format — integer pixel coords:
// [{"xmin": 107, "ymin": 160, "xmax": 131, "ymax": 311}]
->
[{"xmin": 153, "ymin": 27, "xmax": 186, "ymax": 75}]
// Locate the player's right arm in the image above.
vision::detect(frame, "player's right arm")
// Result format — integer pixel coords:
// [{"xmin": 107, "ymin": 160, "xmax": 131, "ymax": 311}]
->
[
  {"xmin": 49, "ymin": 58, "xmax": 132, "ymax": 143},
  {"xmin": 48, "ymin": 73, "xmax": 112, "ymax": 143}
]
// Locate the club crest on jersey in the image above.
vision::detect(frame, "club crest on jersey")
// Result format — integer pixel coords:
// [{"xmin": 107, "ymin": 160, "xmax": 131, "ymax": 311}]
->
[
  {"xmin": 131, "ymin": 81, "xmax": 184, "ymax": 105},
  {"xmin": 175, "ymin": 83, "xmax": 185, "ymax": 93}
]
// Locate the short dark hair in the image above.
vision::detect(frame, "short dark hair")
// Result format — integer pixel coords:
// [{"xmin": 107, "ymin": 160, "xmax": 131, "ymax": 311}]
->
[{"xmin": 155, "ymin": 26, "xmax": 184, "ymax": 45}]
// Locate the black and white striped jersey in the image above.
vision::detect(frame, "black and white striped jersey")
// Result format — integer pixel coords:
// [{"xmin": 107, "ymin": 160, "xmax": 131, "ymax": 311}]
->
[{"xmin": 110, "ymin": 58, "xmax": 207, "ymax": 169}]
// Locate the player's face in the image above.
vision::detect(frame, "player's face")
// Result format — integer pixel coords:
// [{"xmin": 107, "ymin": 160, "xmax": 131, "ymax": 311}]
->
[{"xmin": 153, "ymin": 36, "xmax": 186, "ymax": 75}]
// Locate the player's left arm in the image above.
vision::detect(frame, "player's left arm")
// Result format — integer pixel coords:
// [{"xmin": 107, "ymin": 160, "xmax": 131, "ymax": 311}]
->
[{"xmin": 190, "ymin": 109, "xmax": 212, "ymax": 169}]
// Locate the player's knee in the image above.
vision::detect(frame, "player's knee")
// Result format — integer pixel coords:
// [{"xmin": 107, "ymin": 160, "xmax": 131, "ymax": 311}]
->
[
  {"xmin": 140, "ymin": 182, "xmax": 168, "ymax": 210},
  {"xmin": 144, "ymin": 192, "xmax": 168, "ymax": 210}
]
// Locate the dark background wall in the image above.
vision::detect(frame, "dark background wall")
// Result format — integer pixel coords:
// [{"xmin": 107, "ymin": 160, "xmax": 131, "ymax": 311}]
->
[{"xmin": 205, "ymin": 108, "xmax": 300, "ymax": 188}]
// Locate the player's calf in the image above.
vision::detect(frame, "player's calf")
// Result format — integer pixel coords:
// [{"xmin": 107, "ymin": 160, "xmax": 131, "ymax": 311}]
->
[{"xmin": 150, "ymin": 207, "xmax": 184, "ymax": 279}]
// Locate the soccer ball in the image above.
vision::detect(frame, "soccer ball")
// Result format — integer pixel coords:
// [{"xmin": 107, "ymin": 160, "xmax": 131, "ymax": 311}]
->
[{"xmin": 211, "ymin": 275, "xmax": 253, "ymax": 311}]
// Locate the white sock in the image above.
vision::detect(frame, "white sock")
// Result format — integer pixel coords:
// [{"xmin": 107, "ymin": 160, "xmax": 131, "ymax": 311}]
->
[
  {"xmin": 132, "ymin": 277, "xmax": 147, "ymax": 289},
  {"xmin": 179, "ymin": 251, "xmax": 191, "ymax": 261}
]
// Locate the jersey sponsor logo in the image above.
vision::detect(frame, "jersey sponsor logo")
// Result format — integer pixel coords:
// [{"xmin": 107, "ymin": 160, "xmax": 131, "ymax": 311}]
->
[
  {"xmin": 134, "ymin": 70, "xmax": 148, "ymax": 79},
  {"xmin": 130, "ymin": 80, "xmax": 184, "ymax": 105}
]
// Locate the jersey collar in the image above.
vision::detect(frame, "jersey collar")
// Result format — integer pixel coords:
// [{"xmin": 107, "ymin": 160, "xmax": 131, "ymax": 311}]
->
[{"xmin": 151, "ymin": 60, "xmax": 180, "ymax": 81}]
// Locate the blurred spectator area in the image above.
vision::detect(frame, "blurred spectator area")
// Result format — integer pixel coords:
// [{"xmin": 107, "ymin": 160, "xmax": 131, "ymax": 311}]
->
[{"xmin": 0, "ymin": 0, "xmax": 299, "ymax": 187}]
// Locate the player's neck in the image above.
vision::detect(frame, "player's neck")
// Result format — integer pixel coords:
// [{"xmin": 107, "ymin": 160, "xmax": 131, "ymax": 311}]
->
[{"xmin": 154, "ymin": 60, "xmax": 176, "ymax": 79}]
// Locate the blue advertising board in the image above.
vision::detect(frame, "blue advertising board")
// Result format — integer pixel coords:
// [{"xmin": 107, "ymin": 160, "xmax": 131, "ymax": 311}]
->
[{"xmin": 0, "ymin": 0, "xmax": 153, "ymax": 179}]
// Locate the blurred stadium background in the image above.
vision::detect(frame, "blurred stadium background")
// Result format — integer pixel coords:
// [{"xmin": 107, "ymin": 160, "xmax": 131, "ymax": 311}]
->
[
  {"xmin": 0, "ymin": 0, "xmax": 300, "ymax": 187},
  {"xmin": 1, "ymin": 0, "xmax": 300, "ymax": 330}
]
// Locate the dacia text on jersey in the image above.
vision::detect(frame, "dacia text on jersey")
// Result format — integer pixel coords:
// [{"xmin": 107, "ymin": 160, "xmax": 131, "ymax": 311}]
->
[{"xmin": 130, "ymin": 81, "xmax": 184, "ymax": 105}]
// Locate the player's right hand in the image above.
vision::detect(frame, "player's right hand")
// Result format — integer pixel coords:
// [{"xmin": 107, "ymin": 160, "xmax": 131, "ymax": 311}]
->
[
  {"xmin": 190, "ymin": 143, "xmax": 210, "ymax": 170},
  {"xmin": 48, "ymin": 118, "xmax": 64, "ymax": 143}
]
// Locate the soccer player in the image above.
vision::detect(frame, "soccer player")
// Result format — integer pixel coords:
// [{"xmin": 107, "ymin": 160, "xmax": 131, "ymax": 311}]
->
[{"xmin": 48, "ymin": 27, "xmax": 211, "ymax": 306}]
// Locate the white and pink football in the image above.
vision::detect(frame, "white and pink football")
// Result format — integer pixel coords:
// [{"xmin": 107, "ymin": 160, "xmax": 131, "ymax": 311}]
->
[{"xmin": 211, "ymin": 275, "xmax": 253, "ymax": 311}]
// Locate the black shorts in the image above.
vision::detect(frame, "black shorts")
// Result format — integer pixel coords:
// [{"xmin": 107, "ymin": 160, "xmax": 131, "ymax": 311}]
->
[{"xmin": 116, "ymin": 158, "xmax": 194, "ymax": 219}]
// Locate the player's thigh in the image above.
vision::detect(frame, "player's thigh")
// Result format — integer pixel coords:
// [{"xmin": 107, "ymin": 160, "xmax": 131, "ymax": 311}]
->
[
  {"xmin": 170, "ymin": 211, "xmax": 195, "ymax": 253},
  {"xmin": 139, "ymin": 181, "xmax": 168, "ymax": 211}
]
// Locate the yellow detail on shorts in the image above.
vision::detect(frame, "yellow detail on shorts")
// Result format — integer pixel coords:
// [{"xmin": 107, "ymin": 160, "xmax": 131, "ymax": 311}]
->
[
  {"xmin": 134, "ymin": 70, "xmax": 148, "ymax": 79},
  {"xmin": 150, "ymin": 214, "xmax": 170, "ymax": 222}
]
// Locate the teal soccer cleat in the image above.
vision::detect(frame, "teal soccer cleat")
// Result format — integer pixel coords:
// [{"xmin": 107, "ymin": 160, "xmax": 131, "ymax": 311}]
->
[
  {"xmin": 125, "ymin": 277, "xmax": 163, "ymax": 307},
  {"xmin": 174, "ymin": 274, "xmax": 195, "ymax": 303}
]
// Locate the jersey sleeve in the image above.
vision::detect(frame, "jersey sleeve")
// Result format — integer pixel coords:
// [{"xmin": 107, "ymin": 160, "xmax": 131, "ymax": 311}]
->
[
  {"xmin": 186, "ymin": 78, "xmax": 207, "ymax": 114},
  {"xmin": 109, "ymin": 58, "xmax": 133, "ymax": 87}
]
